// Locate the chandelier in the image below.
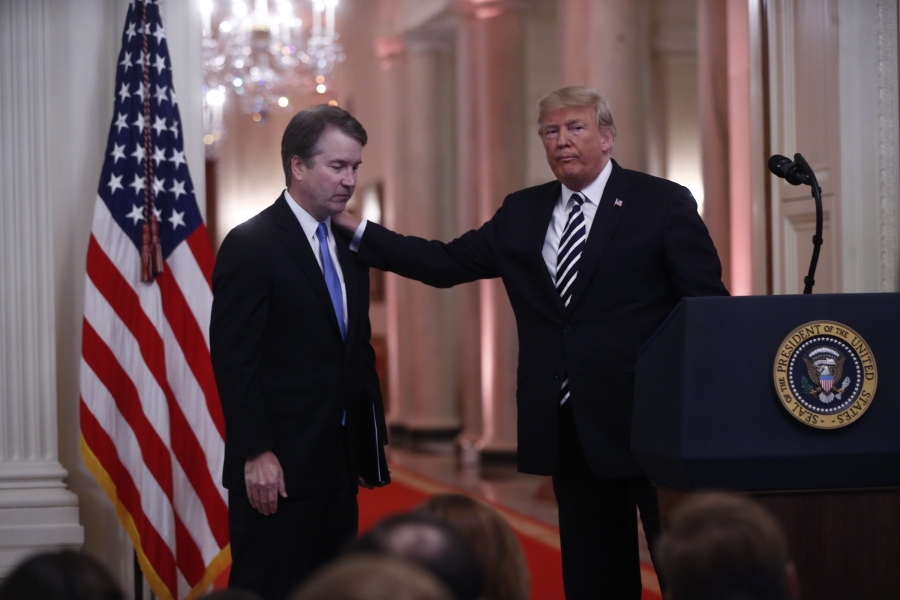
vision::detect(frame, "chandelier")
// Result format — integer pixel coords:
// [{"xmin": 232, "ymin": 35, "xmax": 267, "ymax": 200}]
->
[{"xmin": 201, "ymin": 0, "xmax": 345, "ymax": 148}]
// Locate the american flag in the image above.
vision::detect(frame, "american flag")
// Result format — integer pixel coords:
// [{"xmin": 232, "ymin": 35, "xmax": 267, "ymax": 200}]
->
[{"xmin": 79, "ymin": 1, "xmax": 230, "ymax": 598}]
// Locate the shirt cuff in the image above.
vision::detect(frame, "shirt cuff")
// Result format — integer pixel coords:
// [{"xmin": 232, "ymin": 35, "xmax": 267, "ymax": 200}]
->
[{"xmin": 349, "ymin": 220, "xmax": 368, "ymax": 252}]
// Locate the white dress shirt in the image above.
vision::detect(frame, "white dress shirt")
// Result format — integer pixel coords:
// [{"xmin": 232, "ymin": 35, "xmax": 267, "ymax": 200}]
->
[
  {"xmin": 541, "ymin": 158, "xmax": 612, "ymax": 283},
  {"xmin": 284, "ymin": 190, "xmax": 348, "ymax": 330}
]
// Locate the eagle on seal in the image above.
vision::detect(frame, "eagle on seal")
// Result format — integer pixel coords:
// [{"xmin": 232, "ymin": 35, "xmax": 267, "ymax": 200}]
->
[{"xmin": 803, "ymin": 347, "xmax": 849, "ymax": 403}]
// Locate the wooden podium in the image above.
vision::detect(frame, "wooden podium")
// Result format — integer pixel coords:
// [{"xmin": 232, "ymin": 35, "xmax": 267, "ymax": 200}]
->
[{"xmin": 632, "ymin": 294, "xmax": 900, "ymax": 599}]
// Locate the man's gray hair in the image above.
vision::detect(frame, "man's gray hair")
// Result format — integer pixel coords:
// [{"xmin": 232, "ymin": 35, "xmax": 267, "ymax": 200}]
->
[{"xmin": 537, "ymin": 85, "xmax": 617, "ymax": 139}]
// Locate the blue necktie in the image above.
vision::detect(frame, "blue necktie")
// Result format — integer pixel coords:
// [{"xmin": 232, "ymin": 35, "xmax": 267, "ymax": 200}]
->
[{"xmin": 316, "ymin": 223, "xmax": 346, "ymax": 340}]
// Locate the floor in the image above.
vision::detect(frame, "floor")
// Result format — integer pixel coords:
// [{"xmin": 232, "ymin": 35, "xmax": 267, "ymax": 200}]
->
[{"xmin": 384, "ymin": 441, "xmax": 653, "ymax": 564}]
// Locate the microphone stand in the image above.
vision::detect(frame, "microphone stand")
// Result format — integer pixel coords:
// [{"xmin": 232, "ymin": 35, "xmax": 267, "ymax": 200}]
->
[{"xmin": 794, "ymin": 153, "xmax": 823, "ymax": 294}]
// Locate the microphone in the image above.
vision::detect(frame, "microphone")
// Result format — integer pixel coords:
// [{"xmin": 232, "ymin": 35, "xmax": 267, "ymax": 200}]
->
[{"xmin": 768, "ymin": 154, "xmax": 810, "ymax": 186}]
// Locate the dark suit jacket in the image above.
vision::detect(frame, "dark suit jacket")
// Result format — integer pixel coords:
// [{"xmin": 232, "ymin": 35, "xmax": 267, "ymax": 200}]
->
[
  {"xmin": 356, "ymin": 160, "xmax": 728, "ymax": 477},
  {"xmin": 210, "ymin": 195, "xmax": 388, "ymax": 497}
]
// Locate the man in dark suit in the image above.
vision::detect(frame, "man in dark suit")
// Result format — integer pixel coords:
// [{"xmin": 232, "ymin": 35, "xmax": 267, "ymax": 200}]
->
[
  {"xmin": 210, "ymin": 105, "xmax": 389, "ymax": 600},
  {"xmin": 333, "ymin": 86, "xmax": 729, "ymax": 599}
]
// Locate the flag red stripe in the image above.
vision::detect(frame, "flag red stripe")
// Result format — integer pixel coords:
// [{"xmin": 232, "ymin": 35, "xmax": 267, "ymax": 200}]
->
[
  {"xmin": 87, "ymin": 238, "xmax": 229, "ymax": 546},
  {"xmin": 174, "ymin": 510, "xmax": 206, "ymax": 586},
  {"xmin": 82, "ymin": 322, "xmax": 175, "ymax": 499},
  {"xmin": 82, "ymin": 322, "xmax": 213, "ymax": 587},
  {"xmin": 80, "ymin": 398, "xmax": 179, "ymax": 593},
  {"xmin": 156, "ymin": 267, "xmax": 226, "ymax": 437},
  {"xmin": 186, "ymin": 225, "xmax": 215, "ymax": 287}
]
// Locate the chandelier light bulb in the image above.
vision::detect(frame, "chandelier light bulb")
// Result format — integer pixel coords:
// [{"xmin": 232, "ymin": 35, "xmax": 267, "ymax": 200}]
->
[
  {"xmin": 206, "ymin": 88, "xmax": 226, "ymax": 106},
  {"xmin": 278, "ymin": 96, "xmax": 289, "ymax": 107},
  {"xmin": 316, "ymin": 84, "xmax": 326, "ymax": 94}
]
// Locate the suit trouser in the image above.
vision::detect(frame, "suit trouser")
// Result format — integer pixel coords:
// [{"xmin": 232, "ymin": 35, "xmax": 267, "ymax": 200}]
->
[
  {"xmin": 227, "ymin": 440, "xmax": 358, "ymax": 600},
  {"xmin": 552, "ymin": 401, "xmax": 662, "ymax": 600}
]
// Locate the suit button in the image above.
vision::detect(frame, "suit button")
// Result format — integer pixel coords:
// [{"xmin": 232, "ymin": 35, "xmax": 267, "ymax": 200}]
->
[{"xmin": 564, "ymin": 325, "xmax": 572, "ymax": 333}]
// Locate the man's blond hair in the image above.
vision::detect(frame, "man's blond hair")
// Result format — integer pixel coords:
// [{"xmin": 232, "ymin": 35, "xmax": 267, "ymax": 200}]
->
[{"xmin": 537, "ymin": 85, "xmax": 617, "ymax": 140}]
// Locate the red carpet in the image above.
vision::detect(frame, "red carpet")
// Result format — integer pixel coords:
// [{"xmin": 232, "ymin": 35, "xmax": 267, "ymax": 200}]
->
[{"xmin": 359, "ymin": 464, "xmax": 662, "ymax": 600}]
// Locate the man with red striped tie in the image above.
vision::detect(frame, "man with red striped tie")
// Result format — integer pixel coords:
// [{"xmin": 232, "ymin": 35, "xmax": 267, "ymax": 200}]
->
[{"xmin": 211, "ymin": 105, "xmax": 389, "ymax": 600}]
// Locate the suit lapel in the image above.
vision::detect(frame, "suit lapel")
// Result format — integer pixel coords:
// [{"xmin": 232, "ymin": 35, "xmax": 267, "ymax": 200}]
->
[
  {"xmin": 531, "ymin": 182, "xmax": 567, "ymax": 315},
  {"xmin": 334, "ymin": 230, "xmax": 359, "ymax": 351},
  {"xmin": 567, "ymin": 160, "xmax": 630, "ymax": 311},
  {"xmin": 272, "ymin": 196, "xmax": 345, "ymax": 340}
]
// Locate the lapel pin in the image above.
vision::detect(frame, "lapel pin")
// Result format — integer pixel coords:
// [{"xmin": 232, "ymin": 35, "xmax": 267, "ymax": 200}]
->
[{"xmin": 614, "ymin": 198, "xmax": 623, "ymax": 207}]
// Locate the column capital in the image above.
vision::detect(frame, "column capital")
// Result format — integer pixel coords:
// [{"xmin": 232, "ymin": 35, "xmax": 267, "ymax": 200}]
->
[
  {"xmin": 374, "ymin": 35, "xmax": 406, "ymax": 69},
  {"xmin": 456, "ymin": 0, "xmax": 526, "ymax": 20}
]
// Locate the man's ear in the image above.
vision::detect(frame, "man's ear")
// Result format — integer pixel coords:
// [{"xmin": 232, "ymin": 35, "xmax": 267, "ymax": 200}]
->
[
  {"xmin": 291, "ymin": 155, "xmax": 305, "ymax": 184},
  {"xmin": 600, "ymin": 127, "xmax": 615, "ymax": 152}
]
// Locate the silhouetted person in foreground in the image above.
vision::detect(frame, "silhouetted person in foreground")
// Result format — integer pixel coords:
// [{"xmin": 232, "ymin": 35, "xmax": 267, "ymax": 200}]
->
[
  {"xmin": 203, "ymin": 589, "xmax": 264, "ymax": 600},
  {"xmin": 290, "ymin": 555, "xmax": 453, "ymax": 600},
  {"xmin": 0, "ymin": 550, "xmax": 123, "ymax": 600},
  {"xmin": 346, "ymin": 513, "xmax": 484, "ymax": 600},
  {"xmin": 417, "ymin": 493, "xmax": 529, "ymax": 600},
  {"xmin": 655, "ymin": 492, "xmax": 801, "ymax": 600}
]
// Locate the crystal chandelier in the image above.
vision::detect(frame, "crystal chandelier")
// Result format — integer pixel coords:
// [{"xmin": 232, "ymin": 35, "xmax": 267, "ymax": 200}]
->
[{"xmin": 201, "ymin": 0, "xmax": 345, "ymax": 147}]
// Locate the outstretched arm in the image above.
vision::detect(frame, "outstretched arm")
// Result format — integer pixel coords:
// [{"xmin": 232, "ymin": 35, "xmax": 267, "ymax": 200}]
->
[{"xmin": 332, "ymin": 209, "xmax": 503, "ymax": 287}]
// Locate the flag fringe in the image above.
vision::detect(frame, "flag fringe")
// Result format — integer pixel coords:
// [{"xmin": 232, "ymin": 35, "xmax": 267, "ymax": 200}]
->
[{"xmin": 80, "ymin": 435, "xmax": 232, "ymax": 600}]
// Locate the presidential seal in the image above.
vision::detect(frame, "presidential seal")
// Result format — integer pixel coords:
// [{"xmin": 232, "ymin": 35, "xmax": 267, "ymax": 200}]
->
[{"xmin": 773, "ymin": 321, "xmax": 877, "ymax": 429}]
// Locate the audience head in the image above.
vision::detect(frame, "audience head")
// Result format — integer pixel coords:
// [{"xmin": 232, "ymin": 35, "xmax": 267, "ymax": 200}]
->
[
  {"xmin": 346, "ymin": 513, "xmax": 484, "ymax": 600},
  {"xmin": 655, "ymin": 492, "xmax": 800, "ymax": 600},
  {"xmin": 202, "ymin": 590, "xmax": 264, "ymax": 600},
  {"xmin": 290, "ymin": 555, "xmax": 453, "ymax": 600},
  {"xmin": 0, "ymin": 549, "xmax": 123, "ymax": 600},
  {"xmin": 416, "ymin": 494, "xmax": 529, "ymax": 600}
]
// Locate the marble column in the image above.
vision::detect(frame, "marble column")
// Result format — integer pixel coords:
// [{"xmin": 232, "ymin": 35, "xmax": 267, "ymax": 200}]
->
[
  {"xmin": 399, "ymin": 31, "xmax": 462, "ymax": 438},
  {"xmin": 373, "ymin": 35, "xmax": 414, "ymax": 431},
  {"xmin": 698, "ymin": 0, "xmax": 732, "ymax": 288},
  {"xmin": 0, "ymin": 0, "xmax": 84, "ymax": 578},
  {"xmin": 558, "ymin": 0, "xmax": 651, "ymax": 172},
  {"xmin": 457, "ymin": 0, "xmax": 528, "ymax": 458}
]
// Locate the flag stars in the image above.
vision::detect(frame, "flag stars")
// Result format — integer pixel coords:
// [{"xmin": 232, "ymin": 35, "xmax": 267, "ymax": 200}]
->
[
  {"xmin": 169, "ymin": 209, "xmax": 185, "ymax": 230},
  {"xmin": 118, "ymin": 82, "xmax": 131, "ymax": 102},
  {"xmin": 168, "ymin": 149, "xmax": 186, "ymax": 169},
  {"xmin": 133, "ymin": 112, "xmax": 145, "ymax": 132},
  {"xmin": 152, "ymin": 115, "xmax": 168, "ymax": 136},
  {"xmin": 125, "ymin": 22, "xmax": 136, "ymax": 41},
  {"xmin": 152, "ymin": 176, "xmax": 166, "ymax": 196},
  {"xmin": 120, "ymin": 51, "xmax": 133, "ymax": 73},
  {"xmin": 126, "ymin": 204, "xmax": 145, "ymax": 225},
  {"xmin": 151, "ymin": 146, "xmax": 166, "ymax": 166},
  {"xmin": 114, "ymin": 112, "xmax": 129, "ymax": 133},
  {"xmin": 169, "ymin": 179, "xmax": 186, "ymax": 200},
  {"xmin": 153, "ymin": 53, "xmax": 166, "ymax": 75},
  {"xmin": 153, "ymin": 206, "xmax": 162, "ymax": 220},
  {"xmin": 169, "ymin": 89, "xmax": 177, "ymax": 106},
  {"xmin": 107, "ymin": 173, "xmax": 124, "ymax": 194},
  {"xmin": 129, "ymin": 174, "xmax": 146, "ymax": 194},
  {"xmin": 130, "ymin": 144, "xmax": 146, "ymax": 164},
  {"xmin": 169, "ymin": 120, "xmax": 180, "ymax": 140},
  {"xmin": 135, "ymin": 83, "xmax": 146, "ymax": 104},
  {"xmin": 154, "ymin": 84, "xmax": 169, "ymax": 105},
  {"xmin": 154, "ymin": 24, "xmax": 166, "ymax": 45},
  {"xmin": 110, "ymin": 143, "xmax": 126, "ymax": 164}
]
